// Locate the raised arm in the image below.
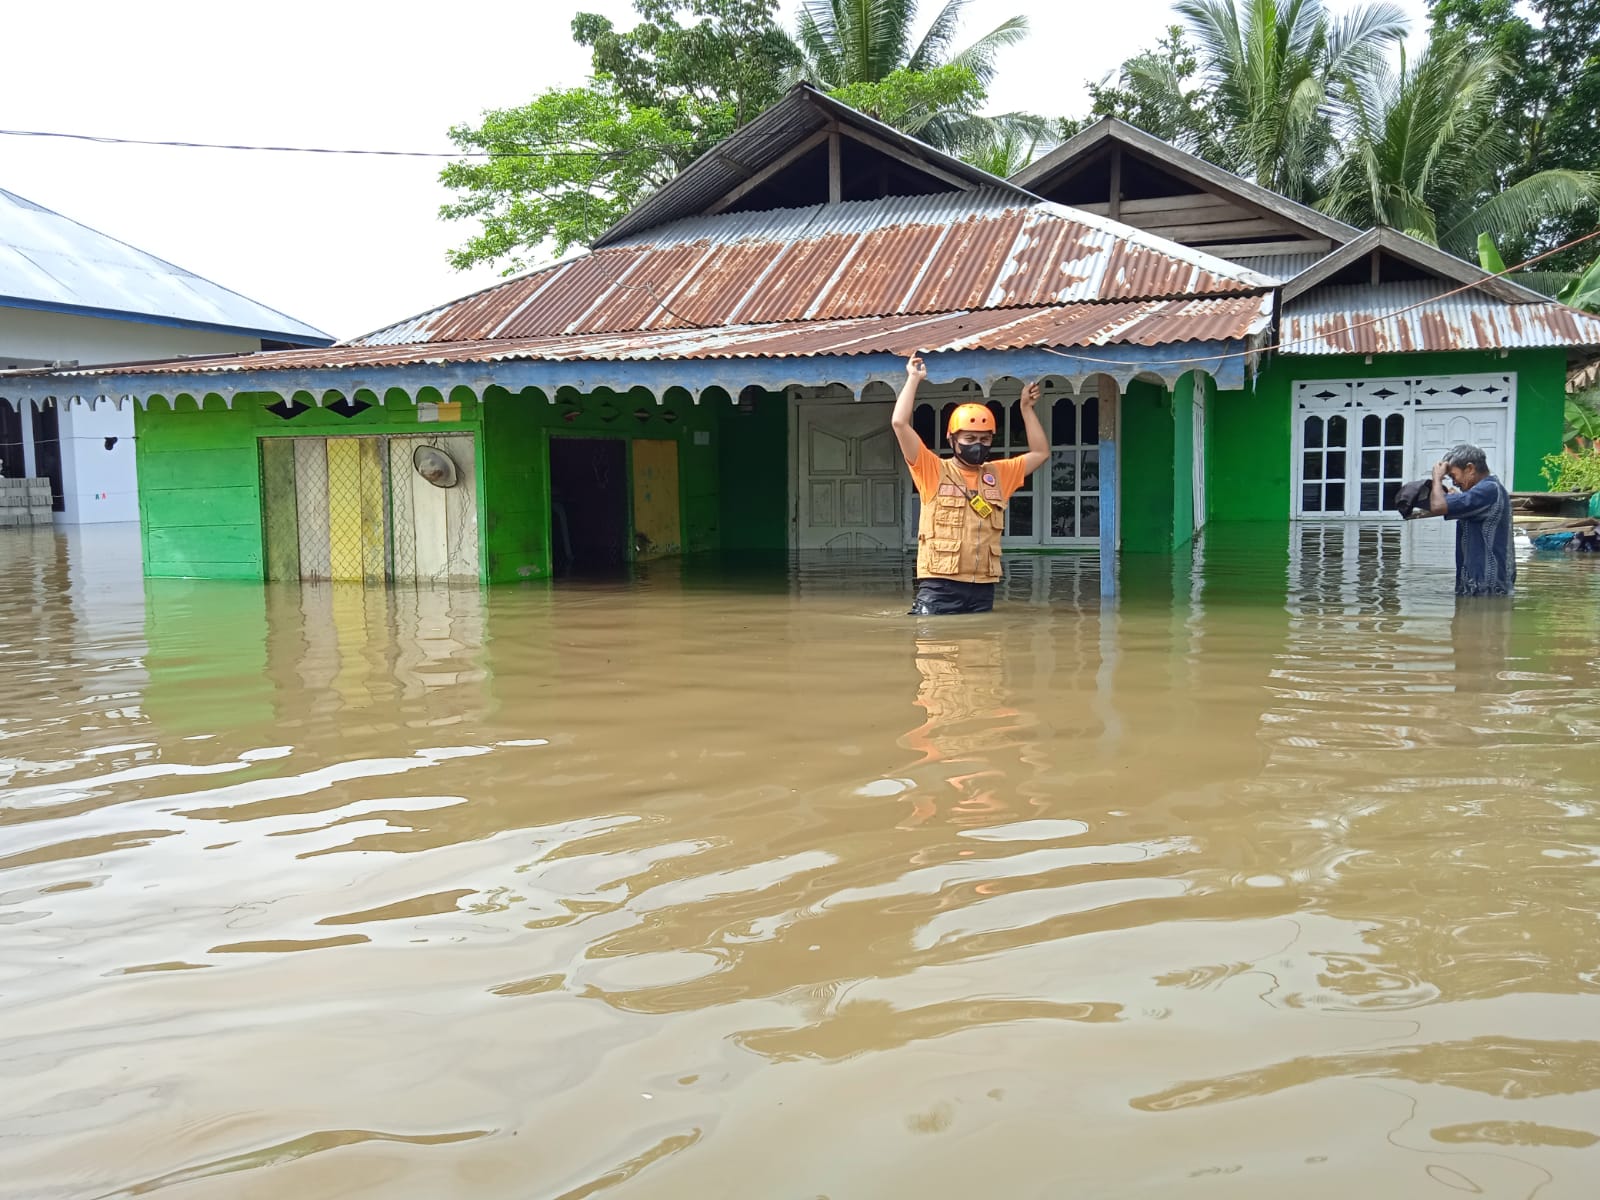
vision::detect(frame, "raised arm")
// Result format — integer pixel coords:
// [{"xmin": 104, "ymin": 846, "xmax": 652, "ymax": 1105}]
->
[
  {"xmin": 892, "ymin": 354, "xmax": 928, "ymax": 465},
  {"xmin": 1015, "ymin": 381, "xmax": 1049, "ymax": 474},
  {"xmin": 1426, "ymin": 459, "xmax": 1451, "ymax": 516}
]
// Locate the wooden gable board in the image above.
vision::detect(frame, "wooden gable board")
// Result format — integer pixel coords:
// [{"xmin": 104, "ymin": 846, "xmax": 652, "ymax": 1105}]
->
[{"xmin": 1012, "ymin": 118, "xmax": 1358, "ymax": 254}]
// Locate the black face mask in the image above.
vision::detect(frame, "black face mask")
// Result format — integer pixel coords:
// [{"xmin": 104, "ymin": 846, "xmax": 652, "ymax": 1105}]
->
[{"xmin": 955, "ymin": 441, "xmax": 991, "ymax": 466}]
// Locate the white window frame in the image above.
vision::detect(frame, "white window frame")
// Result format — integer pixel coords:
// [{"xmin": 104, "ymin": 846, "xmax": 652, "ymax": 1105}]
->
[{"xmin": 1290, "ymin": 373, "xmax": 1517, "ymax": 519}]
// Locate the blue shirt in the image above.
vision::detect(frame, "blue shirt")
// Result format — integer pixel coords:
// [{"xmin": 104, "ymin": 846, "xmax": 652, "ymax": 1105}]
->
[{"xmin": 1445, "ymin": 474, "xmax": 1515, "ymax": 596}]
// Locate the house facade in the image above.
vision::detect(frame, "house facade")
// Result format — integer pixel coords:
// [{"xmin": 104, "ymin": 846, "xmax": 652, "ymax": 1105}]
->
[
  {"xmin": 1013, "ymin": 120, "xmax": 1593, "ymax": 543},
  {"xmin": 2, "ymin": 92, "xmax": 1597, "ymax": 585},
  {"xmin": 0, "ymin": 187, "xmax": 330, "ymax": 524}
]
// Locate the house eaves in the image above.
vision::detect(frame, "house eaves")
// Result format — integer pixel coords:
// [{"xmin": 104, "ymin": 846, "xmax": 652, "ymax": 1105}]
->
[{"xmin": 1281, "ymin": 280, "xmax": 1600, "ymax": 355}]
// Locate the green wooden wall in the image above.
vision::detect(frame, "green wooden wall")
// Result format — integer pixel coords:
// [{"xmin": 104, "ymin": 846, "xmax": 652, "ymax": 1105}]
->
[
  {"xmin": 133, "ymin": 383, "xmax": 789, "ymax": 583},
  {"xmin": 1207, "ymin": 348, "xmax": 1568, "ymax": 523},
  {"xmin": 134, "ymin": 388, "xmax": 485, "ymax": 581},
  {"xmin": 1118, "ymin": 377, "xmax": 1179, "ymax": 553},
  {"xmin": 1171, "ymin": 372, "xmax": 1197, "ymax": 546},
  {"xmin": 717, "ymin": 388, "xmax": 789, "ymax": 551}
]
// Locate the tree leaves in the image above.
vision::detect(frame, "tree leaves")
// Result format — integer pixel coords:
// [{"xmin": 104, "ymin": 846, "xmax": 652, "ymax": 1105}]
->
[{"xmin": 441, "ymin": 0, "xmax": 796, "ymax": 272}]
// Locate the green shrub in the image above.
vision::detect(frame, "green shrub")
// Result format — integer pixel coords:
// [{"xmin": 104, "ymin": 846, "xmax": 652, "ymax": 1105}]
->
[{"xmin": 1541, "ymin": 448, "xmax": 1600, "ymax": 492}]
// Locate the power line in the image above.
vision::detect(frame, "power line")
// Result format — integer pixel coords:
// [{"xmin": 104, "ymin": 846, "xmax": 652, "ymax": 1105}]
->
[{"xmin": 0, "ymin": 127, "xmax": 659, "ymax": 160}]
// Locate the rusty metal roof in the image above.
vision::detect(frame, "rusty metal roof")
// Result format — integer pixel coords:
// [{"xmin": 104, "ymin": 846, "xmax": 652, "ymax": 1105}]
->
[
  {"xmin": 1281, "ymin": 282, "xmax": 1600, "ymax": 355},
  {"xmin": 356, "ymin": 193, "xmax": 1274, "ymax": 347},
  {"xmin": 14, "ymin": 294, "xmax": 1272, "ymax": 379}
]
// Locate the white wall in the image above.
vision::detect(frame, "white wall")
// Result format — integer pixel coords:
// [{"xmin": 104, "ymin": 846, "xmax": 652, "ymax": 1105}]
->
[
  {"xmin": 0, "ymin": 307, "xmax": 260, "ymax": 367},
  {"xmin": 57, "ymin": 400, "xmax": 139, "ymax": 523},
  {"xmin": 1, "ymin": 308, "xmax": 260, "ymax": 524}
]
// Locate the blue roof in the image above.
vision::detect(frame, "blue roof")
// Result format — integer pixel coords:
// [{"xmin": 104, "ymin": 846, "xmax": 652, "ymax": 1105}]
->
[{"xmin": 0, "ymin": 188, "xmax": 332, "ymax": 346}]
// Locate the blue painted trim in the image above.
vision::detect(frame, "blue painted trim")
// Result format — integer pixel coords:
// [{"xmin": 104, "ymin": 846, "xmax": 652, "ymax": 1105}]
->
[
  {"xmin": 0, "ymin": 341, "xmax": 1249, "ymax": 404},
  {"xmin": 1098, "ymin": 436, "xmax": 1117, "ymax": 598},
  {"xmin": 0, "ymin": 295, "xmax": 334, "ymax": 347}
]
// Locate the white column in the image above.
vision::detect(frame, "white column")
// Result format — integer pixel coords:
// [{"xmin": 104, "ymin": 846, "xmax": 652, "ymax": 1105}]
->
[{"xmin": 20, "ymin": 399, "xmax": 38, "ymax": 478}]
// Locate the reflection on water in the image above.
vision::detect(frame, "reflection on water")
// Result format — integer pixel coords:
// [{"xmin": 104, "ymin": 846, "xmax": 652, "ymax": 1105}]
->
[{"xmin": 3, "ymin": 521, "xmax": 1600, "ymax": 1199}]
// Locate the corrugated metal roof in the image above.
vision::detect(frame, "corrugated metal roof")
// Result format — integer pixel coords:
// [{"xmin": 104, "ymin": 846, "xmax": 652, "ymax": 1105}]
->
[
  {"xmin": 355, "ymin": 194, "xmax": 1274, "ymax": 347},
  {"xmin": 591, "ymin": 83, "xmax": 1037, "ymax": 248},
  {"xmin": 1228, "ymin": 251, "xmax": 1329, "ymax": 281},
  {"xmin": 0, "ymin": 188, "xmax": 332, "ymax": 345},
  {"xmin": 1281, "ymin": 281, "xmax": 1600, "ymax": 355},
  {"xmin": 16, "ymin": 294, "xmax": 1272, "ymax": 378}
]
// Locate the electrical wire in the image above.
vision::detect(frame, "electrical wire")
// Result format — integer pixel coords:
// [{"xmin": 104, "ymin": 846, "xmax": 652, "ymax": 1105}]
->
[{"xmin": 0, "ymin": 127, "xmax": 665, "ymax": 160}]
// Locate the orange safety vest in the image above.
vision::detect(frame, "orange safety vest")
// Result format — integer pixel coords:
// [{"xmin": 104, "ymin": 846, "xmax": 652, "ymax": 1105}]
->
[{"xmin": 916, "ymin": 456, "xmax": 1006, "ymax": 583}]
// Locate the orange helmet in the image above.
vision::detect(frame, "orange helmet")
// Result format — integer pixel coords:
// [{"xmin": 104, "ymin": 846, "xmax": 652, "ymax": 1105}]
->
[{"xmin": 947, "ymin": 403, "xmax": 996, "ymax": 437}]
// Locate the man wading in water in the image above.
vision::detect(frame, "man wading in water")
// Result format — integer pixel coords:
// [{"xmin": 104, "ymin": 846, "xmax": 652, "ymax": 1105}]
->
[
  {"xmin": 1417, "ymin": 442, "xmax": 1516, "ymax": 596},
  {"xmin": 892, "ymin": 354, "xmax": 1049, "ymax": 615}
]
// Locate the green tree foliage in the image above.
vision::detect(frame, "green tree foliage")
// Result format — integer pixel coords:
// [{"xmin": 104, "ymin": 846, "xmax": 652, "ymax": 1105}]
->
[
  {"xmin": 1168, "ymin": 0, "xmax": 1410, "ymax": 202},
  {"xmin": 441, "ymin": 0, "xmax": 797, "ymax": 272},
  {"xmin": 1069, "ymin": 27, "xmax": 1220, "ymax": 150},
  {"xmin": 792, "ymin": 0, "xmax": 1050, "ymax": 157},
  {"xmin": 792, "ymin": 0, "xmax": 1024, "ymax": 89},
  {"xmin": 826, "ymin": 63, "xmax": 986, "ymax": 140},
  {"xmin": 1319, "ymin": 36, "xmax": 1600, "ymax": 256},
  {"xmin": 1429, "ymin": 0, "xmax": 1600, "ymax": 267},
  {"xmin": 576, "ymin": 0, "xmax": 800, "ymax": 129}
]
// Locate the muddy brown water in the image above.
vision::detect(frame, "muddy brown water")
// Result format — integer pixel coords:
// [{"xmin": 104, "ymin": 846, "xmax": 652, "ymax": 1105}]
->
[{"xmin": 3, "ymin": 523, "xmax": 1600, "ymax": 1199}]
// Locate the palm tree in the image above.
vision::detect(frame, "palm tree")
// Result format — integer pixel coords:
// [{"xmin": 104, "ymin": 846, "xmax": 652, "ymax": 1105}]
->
[
  {"xmin": 1174, "ymin": 0, "xmax": 1410, "ymax": 202},
  {"xmin": 791, "ymin": 0, "xmax": 1046, "ymax": 158},
  {"xmin": 961, "ymin": 124, "xmax": 1048, "ymax": 178},
  {"xmin": 1319, "ymin": 37, "xmax": 1600, "ymax": 258}
]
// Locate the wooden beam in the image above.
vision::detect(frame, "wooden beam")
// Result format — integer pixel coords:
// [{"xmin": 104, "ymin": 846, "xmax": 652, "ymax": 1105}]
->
[
  {"xmin": 828, "ymin": 132, "xmax": 841, "ymax": 204},
  {"xmin": 1080, "ymin": 194, "xmax": 1243, "ymax": 219},
  {"xmin": 836, "ymin": 124, "xmax": 976, "ymax": 191},
  {"xmin": 1108, "ymin": 146, "xmax": 1123, "ymax": 221},
  {"xmin": 705, "ymin": 128, "xmax": 831, "ymax": 215},
  {"xmin": 1370, "ymin": 249, "xmax": 1382, "ymax": 286},
  {"xmin": 1144, "ymin": 217, "xmax": 1291, "ymax": 243},
  {"xmin": 1198, "ymin": 237, "xmax": 1332, "ymax": 258}
]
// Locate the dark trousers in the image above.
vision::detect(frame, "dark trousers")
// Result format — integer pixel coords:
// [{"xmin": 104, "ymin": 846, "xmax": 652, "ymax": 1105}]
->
[{"xmin": 909, "ymin": 578, "xmax": 996, "ymax": 615}]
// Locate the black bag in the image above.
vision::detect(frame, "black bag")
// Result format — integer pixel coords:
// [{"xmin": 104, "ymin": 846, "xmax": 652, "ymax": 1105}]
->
[{"xmin": 1393, "ymin": 478, "xmax": 1432, "ymax": 519}]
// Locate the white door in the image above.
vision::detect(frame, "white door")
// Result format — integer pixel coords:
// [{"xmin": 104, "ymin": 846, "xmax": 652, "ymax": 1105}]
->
[
  {"xmin": 795, "ymin": 403, "xmax": 902, "ymax": 549},
  {"xmin": 1407, "ymin": 403, "xmax": 1511, "ymax": 562},
  {"xmin": 1411, "ymin": 407, "xmax": 1509, "ymax": 480}
]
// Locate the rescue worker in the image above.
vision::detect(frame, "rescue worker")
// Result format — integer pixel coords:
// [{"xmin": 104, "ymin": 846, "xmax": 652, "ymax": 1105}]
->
[{"xmin": 891, "ymin": 354, "xmax": 1049, "ymax": 614}]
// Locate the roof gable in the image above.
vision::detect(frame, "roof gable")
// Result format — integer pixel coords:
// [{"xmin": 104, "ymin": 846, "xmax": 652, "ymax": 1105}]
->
[
  {"xmin": 1011, "ymin": 118, "xmax": 1358, "ymax": 260},
  {"xmin": 0, "ymin": 188, "xmax": 332, "ymax": 345},
  {"xmin": 591, "ymin": 83, "xmax": 1036, "ymax": 248},
  {"xmin": 1281, "ymin": 227, "xmax": 1549, "ymax": 304}
]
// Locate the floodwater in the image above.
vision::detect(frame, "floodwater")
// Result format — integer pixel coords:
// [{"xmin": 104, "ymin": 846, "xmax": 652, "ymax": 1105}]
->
[{"xmin": 4, "ymin": 522, "xmax": 1600, "ymax": 1200}]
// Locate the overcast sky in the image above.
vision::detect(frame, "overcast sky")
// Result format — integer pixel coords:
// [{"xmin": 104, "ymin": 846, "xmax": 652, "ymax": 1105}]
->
[{"xmin": 4, "ymin": 0, "xmax": 1433, "ymax": 341}]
